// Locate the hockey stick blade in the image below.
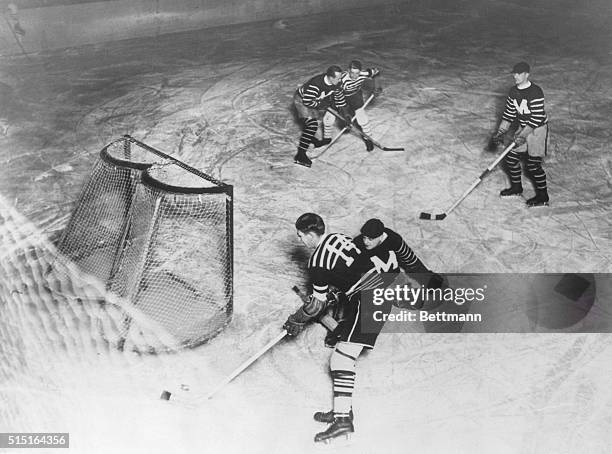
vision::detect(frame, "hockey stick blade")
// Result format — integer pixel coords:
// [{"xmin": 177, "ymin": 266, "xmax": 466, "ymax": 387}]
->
[
  {"xmin": 382, "ymin": 146, "xmax": 405, "ymax": 151},
  {"xmin": 419, "ymin": 212, "xmax": 446, "ymax": 221},
  {"xmin": 419, "ymin": 142, "xmax": 517, "ymax": 221},
  {"xmin": 326, "ymin": 107, "xmax": 404, "ymax": 153}
]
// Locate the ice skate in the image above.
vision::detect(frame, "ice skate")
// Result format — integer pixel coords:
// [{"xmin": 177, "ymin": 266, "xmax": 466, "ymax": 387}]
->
[
  {"xmin": 314, "ymin": 416, "xmax": 354, "ymax": 443},
  {"xmin": 314, "ymin": 409, "xmax": 353, "ymax": 423},
  {"xmin": 499, "ymin": 184, "xmax": 523, "ymax": 197},
  {"xmin": 526, "ymin": 190, "xmax": 549, "ymax": 207},
  {"xmin": 293, "ymin": 151, "xmax": 312, "ymax": 168}
]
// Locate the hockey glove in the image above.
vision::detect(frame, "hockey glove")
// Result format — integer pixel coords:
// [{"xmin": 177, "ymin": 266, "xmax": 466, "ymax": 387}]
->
[
  {"xmin": 283, "ymin": 313, "xmax": 307, "ymax": 337},
  {"xmin": 491, "ymin": 129, "xmax": 507, "ymax": 146},
  {"xmin": 339, "ymin": 107, "xmax": 353, "ymax": 126},
  {"xmin": 513, "ymin": 135, "xmax": 526, "ymax": 147}
]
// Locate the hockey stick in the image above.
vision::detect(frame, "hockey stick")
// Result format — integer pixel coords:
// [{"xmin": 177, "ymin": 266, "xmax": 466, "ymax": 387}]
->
[
  {"xmin": 203, "ymin": 330, "xmax": 287, "ymax": 400},
  {"xmin": 419, "ymin": 142, "xmax": 517, "ymax": 220},
  {"xmin": 161, "ymin": 330, "xmax": 288, "ymax": 404},
  {"xmin": 311, "ymin": 92, "xmax": 376, "ymax": 159},
  {"xmin": 325, "ymin": 107, "xmax": 405, "ymax": 152}
]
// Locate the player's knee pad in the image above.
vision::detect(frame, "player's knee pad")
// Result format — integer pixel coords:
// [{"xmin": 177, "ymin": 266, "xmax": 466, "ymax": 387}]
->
[
  {"xmin": 330, "ymin": 349, "xmax": 356, "ymax": 372},
  {"xmin": 355, "ymin": 108, "xmax": 369, "ymax": 127},
  {"xmin": 330, "ymin": 343, "xmax": 363, "ymax": 372},
  {"xmin": 322, "ymin": 111, "xmax": 335, "ymax": 128}
]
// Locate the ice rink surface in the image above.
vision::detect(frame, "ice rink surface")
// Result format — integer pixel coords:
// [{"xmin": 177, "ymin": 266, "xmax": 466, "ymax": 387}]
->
[{"xmin": 1, "ymin": 0, "xmax": 612, "ymax": 452}]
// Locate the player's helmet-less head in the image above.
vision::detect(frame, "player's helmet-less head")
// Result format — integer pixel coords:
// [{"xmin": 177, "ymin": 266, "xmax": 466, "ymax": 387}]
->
[
  {"xmin": 511, "ymin": 61, "xmax": 530, "ymax": 74},
  {"xmin": 326, "ymin": 65, "xmax": 343, "ymax": 77},
  {"xmin": 349, "ymin": 60, "xmax": 362, "ymax": 71},
  {"xmin": 296, "ymin": 213, "xmax": 326, "ymax": 235}
]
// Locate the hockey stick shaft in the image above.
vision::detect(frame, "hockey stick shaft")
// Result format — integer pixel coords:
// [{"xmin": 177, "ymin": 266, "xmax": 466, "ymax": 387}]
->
[
  {"xmin": 446, "ymin": 141, "xmax": 516, "ymax": 213},
  {"xmin": 419, "ymin": 142, "xmax": 516, "ymax": 220},
  {"xmin": 325, "ymin": 107, "xmax": 404, "ymax": 152},
  {"xmin": 204, "ymin": 330, "xmax": 287, "ymax": 400},
  {"xmin": 312, "ymin": 93, "xmax": 376, "ymax": 159}
]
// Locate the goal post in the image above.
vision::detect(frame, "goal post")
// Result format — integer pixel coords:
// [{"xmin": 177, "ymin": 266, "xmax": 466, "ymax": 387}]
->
[{"xmin": 57, "ymin": 135, "xmax": 234, "ymax": 350}]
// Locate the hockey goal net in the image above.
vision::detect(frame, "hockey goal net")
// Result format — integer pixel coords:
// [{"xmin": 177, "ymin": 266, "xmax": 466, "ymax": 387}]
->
[{"xmin": 57, "ymin": 135, "xmax": 234, "ymax": 350}]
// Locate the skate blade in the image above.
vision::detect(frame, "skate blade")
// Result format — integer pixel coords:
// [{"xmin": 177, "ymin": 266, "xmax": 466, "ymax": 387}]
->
[
  {"xmin": 527, "ymin": 202, "xmax": 550, "ymax": 208},
  {"xmin": 315, "ymin": 433, "xmax": 352, "ymax": 447},
  {"xmin": 294, "ymin": 160, "xmax": 312, "ymax": 168}
]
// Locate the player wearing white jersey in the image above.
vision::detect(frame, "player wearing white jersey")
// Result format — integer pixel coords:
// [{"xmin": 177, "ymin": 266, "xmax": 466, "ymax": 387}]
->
[
  {"xmin": 283, "ymin": 213, "xmax": 384, "ymax": 444},
  {"xmin": 339, "ymin": 60, "xmax": 380, "ymax": 151}
]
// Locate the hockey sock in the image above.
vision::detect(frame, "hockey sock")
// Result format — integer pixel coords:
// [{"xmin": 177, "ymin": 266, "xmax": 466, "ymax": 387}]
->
[
  {"xmin": 330, "ymin": 345, "xmax": 360, "ymax": 417},
  {"xmin": 358, "ymin": 120, "xmax": 372, "ymax": 137},
  {"xmin": 331, "ymin": 370, "xmax": 355, "ymax": 416},
  {"xmin": 323, "ymin": 122, "xmax": 334, "ymax": 139},
  {"xmin": 526, "ymin": 156, "xmax": 547, "ymax": 191},
  {"xmin": 298, "ymin": 118, "xmax": 318, "ymax": 153},
  {"xmin": 503, "ymin": 149, "xmax": 523, "ymax": 185}
]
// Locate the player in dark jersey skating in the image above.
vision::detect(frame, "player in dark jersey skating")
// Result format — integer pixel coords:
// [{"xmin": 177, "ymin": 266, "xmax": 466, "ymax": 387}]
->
[
  {"xmin": 339, "ymin": 60, "xmax": 380, "ymax": 151},
  {"xmin": 282, "ymin": 213, "xmax": 385, "ymax": 444},
  {"xmin": 293, "ymin": 66, "xmax": 349, "ymax": 167},
  {"xmin": 491, "ymin": 62, "xmax": 550, "ymax": 207}
]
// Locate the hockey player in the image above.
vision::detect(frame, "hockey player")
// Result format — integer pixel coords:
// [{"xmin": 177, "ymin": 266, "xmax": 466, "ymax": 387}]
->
[
  {"xmin": 354, "ymin": 218, "xmax": 442, "ymax": 292},
  {"xmin": 320, "ymin": 218, "xmax": 443, "ymax": 347},
  {"xmin": 491, "ymin": 62, "xmax": 550, "ymax": 207},
  {"xmin": 283, "ymin": 213, "xmax": 386, "ymax": 444},
  {"xmin": 293, "ymin": 66, "xmax": 350, "ymax": 167},
  {"xmin": 340, "ymin": 60, "xmax": 380, "ymax": 151}
]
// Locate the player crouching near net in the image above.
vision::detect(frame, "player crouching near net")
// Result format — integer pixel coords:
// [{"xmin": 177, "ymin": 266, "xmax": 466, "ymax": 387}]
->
[
  {"xmin": 282, "ymin": 214, "xmax": 443, "ymax": 444},
  {"xmin": 340, "ymin": 60, "xmax": 380, "ymax": 151},
  {"xmin": 293, "ymin": 66, "xmax": 351, "ymax": 167}
]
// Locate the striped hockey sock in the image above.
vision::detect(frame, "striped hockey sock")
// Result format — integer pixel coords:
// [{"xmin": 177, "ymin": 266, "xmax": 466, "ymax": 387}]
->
[
  {"xmin": 332, "ymin": 370, "xmax": 355, "ymax": 417},
  {"xmin": 323, "ymin": 122, "xmax": 334, "ymax": 140},
  {"xmin": 359, "ymin": 120, "xmax": 372, "ymax": 137},
  {"xmin": 298, "ymin": 118, "xmax": 318, "ymax": 153},
  {"xmin": 503, "ymin": 149, "xmax": 523, "ymax": 186},
  {"xmin": 526, "ymin": 156, "xmax": 547, "ymax": 191}
]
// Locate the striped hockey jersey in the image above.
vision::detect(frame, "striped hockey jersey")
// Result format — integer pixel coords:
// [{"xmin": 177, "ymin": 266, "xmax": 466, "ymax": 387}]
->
[
  {"xmin": 340, "ymin": 69, "xmax": 376, "ymax": 97},
  {"xmin": 501, "ymin": 82, "xmax": 548, "ymax": 129},
  {"xmin": 298, "ymin": 74, "xmax": 346, "ymax": 109},
  {"xmin": 307, "ymin": 233, "xmax": 365, "ymax": 299}
]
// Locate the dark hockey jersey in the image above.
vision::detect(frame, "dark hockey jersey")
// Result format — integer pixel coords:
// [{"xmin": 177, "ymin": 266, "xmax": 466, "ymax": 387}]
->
[
  {"xmin": 501, "ymin": 82, "xmax": 548, "ymax": 129},
  {"xmin": 354, "ymin": 228, "xmax": 428, "ymax": 275},
  {"xmin": 298, "ymin": 74, "xmax": 347, "ymax": 109}
]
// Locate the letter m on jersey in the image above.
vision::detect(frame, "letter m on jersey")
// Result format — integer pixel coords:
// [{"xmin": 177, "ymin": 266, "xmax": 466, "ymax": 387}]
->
[
  {"xmin": 513, "ymin": 99, "xmax": 531, "ymax": 114},
  {"xmin": 370, "ymin": 251, "xmax": 399, "ymax": 273}
]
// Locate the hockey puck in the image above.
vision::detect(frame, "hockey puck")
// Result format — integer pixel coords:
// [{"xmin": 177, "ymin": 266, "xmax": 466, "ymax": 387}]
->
[{"xmin": 160, "ymin": 390, "xmax": 171, "ymax": 401}]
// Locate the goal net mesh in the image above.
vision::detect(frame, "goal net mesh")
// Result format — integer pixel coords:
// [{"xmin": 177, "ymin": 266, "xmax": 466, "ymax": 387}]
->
[{"xmin": 57, "ymin": 136, "xmax": 234, "ymax": 350}]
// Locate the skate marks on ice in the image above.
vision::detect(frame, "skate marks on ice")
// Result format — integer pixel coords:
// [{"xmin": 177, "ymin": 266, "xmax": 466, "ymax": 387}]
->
[{"xmin": 351, "ymin": 333, "xmax": 612, "ymax": 453}]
